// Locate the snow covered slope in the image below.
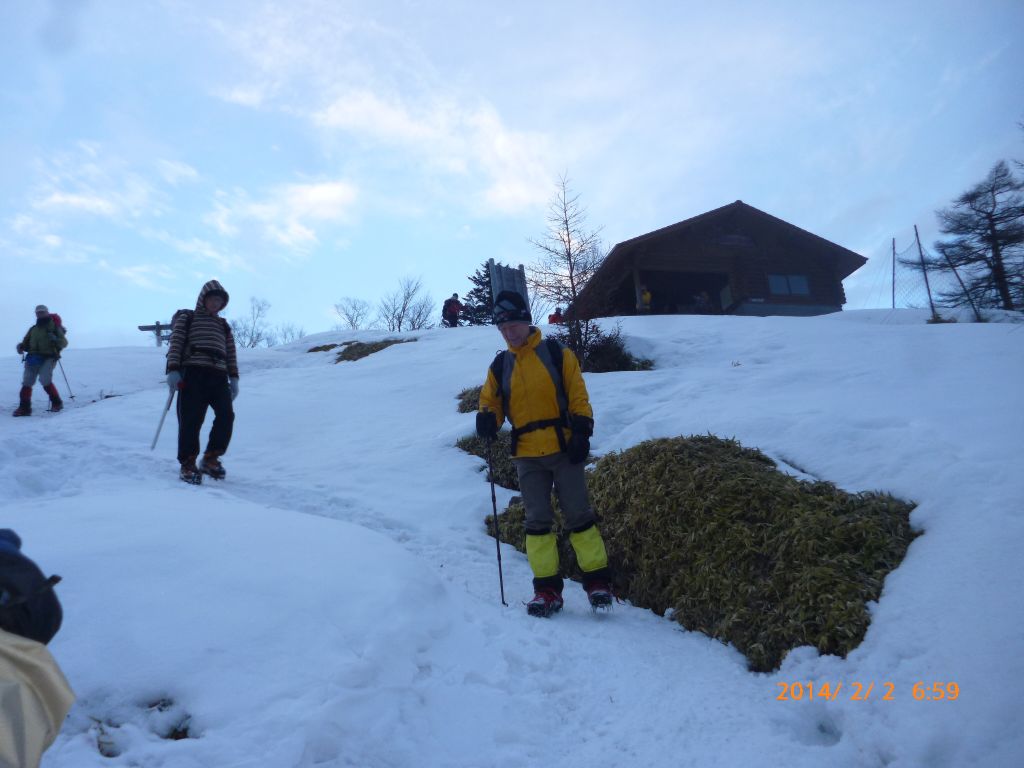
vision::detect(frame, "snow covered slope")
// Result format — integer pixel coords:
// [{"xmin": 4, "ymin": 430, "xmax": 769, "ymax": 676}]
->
[{"xmin": 2, "ymin": 310, "xmax": 1022, "ymax": 767}]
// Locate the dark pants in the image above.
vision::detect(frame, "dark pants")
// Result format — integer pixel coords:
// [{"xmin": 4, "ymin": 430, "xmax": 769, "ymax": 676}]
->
[
  {"xmin": 176, "ymin": 366, "xmax": 234, "ymax": 462},
  {"xmin": 442, "ymin": 314, "xmax": 458, "ymax": 328}
]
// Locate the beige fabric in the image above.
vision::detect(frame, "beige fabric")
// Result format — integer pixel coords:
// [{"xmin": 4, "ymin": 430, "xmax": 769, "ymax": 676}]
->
[{"xmin": 0, "ymin": 628, "xmax": 74, "ymax": 768}]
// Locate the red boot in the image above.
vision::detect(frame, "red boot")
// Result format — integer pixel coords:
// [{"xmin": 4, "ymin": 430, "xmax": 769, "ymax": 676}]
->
[
  {"xmin": 12, "ymin": 387, "xmax": 32, "ymax": 417},
  {"xmin": 43, "ymin": 384, "xmax": 63, "ymax": 412}
]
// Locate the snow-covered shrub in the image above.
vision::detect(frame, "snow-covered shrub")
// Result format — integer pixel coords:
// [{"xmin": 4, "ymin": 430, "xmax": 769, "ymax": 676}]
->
[{"xmin": 549, "ymin": 324, "xmax": 653, "ymax": 373}]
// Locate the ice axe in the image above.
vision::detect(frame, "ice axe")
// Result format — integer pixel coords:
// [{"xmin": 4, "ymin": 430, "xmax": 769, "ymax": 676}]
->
[{"xmin": 150, "ymin": 388, "xmax": 176, "ymax": 450}]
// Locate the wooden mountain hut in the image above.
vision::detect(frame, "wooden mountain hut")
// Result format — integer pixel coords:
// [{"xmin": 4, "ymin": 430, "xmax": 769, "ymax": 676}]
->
[{"xmin": 575, "ymin": 200, "xmax": 866, "ymax": 318}]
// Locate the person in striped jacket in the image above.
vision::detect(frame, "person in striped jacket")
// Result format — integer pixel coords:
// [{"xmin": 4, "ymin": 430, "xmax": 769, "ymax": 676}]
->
[{"xmin": 165, "ymin": 280, "xmax": 239, "ymax": 484}]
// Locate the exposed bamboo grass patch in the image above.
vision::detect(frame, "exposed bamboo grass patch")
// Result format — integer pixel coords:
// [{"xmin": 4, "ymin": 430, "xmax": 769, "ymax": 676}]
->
[{"xmin": 474, "ymin": 434, "xmax": 917, "ymax": 672}]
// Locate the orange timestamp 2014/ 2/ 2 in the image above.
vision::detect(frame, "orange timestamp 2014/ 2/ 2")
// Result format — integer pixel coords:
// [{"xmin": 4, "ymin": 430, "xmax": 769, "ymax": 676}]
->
[{"xmin": 776, "ymin": 681, "xmax": 960, "ymax": 702}]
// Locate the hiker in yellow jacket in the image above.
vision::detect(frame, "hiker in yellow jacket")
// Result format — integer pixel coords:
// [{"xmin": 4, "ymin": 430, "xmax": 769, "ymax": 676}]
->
[
  {"xmin": 477, "ymin": 290, "xmax": 612, "ymax": 617},
  {"xmin": 0, "ymin": 529, "xmax": 74, "ymax": 768}
]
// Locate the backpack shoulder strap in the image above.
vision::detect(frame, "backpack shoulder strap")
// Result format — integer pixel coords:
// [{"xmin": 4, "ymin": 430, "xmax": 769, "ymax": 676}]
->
[
  {"xmin": 489, "ymin": 350, "xmax": 505, "ymax": 389},
  {"xmin": 169, "ymin": 309, "xmax": 194, "ymax": 347},
  {"xmin": 537, "ymin": 338, "xmax": 569, "ymax": 417},
  {"xmin": 489, "ymin": 350, "xmax": 508, "ymax": 414},
  {"xmin": 496, "ymin": 340, "xmax": 571, "ymax": 455}
]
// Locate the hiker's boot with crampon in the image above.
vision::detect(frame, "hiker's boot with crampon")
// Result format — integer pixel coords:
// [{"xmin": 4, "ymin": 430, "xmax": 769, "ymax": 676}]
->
[
  {"xmin": 526, "ymin": 588, "xmax": 564, "ymax": 618},
  {"xmin": 43, "ymin": 384, "xmax": 63, "ymax": 412},
  {"xmin": 179, "ymin": 456, "xmax": 203, "ymax": 485},
  {"xmin": 12, "ymin": 387, "xmax": 32, "ymax": 417},
  {"xmin": 584, "ymin": 580, "xmax": 613, "ymax": 609},
  {"xmin": 199, "ymin": 453, "xmax": 226, "ymax": 480}
]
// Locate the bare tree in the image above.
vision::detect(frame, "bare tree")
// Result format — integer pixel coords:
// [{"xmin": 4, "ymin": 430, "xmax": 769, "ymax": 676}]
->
[
  {"xmin": 529, "ymin": 292, "xmax": 553, "ymax": 326},
  {"xmin": 275, "ymin": 323, "xmax": 306, "ymax": 345},
  {"xmin": 377, "ymin": 277, "xmax": 435, "ymax": 332},
  {"xmin": 528, "ymin": 174, "xmax": 606, "ymax": 356},
  {"xmin": 230, "ymin": 297, "xmax": 273, "ymax": 348},
  {"xmin": 1016, "ymin": 120, "xmax": 1024, "ymax": 174},
  {"xmin": 334, "ymin": 297, "xmax": 372, "ymax": 330}
]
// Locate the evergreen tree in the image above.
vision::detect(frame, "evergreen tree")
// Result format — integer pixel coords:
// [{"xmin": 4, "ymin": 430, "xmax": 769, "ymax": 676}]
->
[
  {"xmin": 930, "ymin": 161, "xmax": 1024, "ymax": 311},
  {"xmin": 462, "ymin": 262, "xmax": 494, "ymax": 325}
]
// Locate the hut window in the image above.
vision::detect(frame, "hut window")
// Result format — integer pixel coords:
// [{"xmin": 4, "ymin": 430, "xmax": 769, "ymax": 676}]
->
[{"xmin": 768, "ymin": 274, "xmax": 810, "ymax": 296}]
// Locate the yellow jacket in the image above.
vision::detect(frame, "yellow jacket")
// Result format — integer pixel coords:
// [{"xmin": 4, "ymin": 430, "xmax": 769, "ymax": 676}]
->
[
  {"xmin": 479, "ymin": 328, "xmax": 593, "ymax": 457},
  {"xmin": 0, "ymin": 628, "xmax": 75, "ymax": 768}
]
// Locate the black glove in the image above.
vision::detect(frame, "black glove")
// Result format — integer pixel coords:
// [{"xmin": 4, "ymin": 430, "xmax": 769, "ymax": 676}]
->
[
  {"xmin": 476, "ymin": 411, "xmax": 498, "ymax": 439},
  {"xmin": 16, "ymin": 343, "xmax": 24, "ymax": 354},
  {"xmin": 567, "ymin": 415, "xmax": 593, "ymax": 464}
]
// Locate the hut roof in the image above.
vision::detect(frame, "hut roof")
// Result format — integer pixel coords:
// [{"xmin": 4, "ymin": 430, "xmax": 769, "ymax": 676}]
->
[{"xmin": 599, "ymin": 200, "xmax": 866, "ymax": 280}]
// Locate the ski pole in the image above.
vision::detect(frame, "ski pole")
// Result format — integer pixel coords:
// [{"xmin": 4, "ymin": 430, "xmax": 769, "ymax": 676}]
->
[
  {"xmin": 57, "ymin": 359, "xmax": 75, "ymax": 400},
  {"xmin": 151, "ymin": 389, "xmax": 175, "ymax": 451},
  {"xmin": 485, "ymin": 436, "xmax": 508, "ymax": 607}
]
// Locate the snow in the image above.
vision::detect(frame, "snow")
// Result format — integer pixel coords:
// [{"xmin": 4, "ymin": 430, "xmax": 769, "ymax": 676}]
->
[{"xmin": 2, "ymin": 309, "xmax": 1022, "ymax": 767}]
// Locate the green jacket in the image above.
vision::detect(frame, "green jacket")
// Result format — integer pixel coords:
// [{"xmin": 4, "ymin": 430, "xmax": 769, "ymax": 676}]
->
[{"xmin": 19, "ymin": 319, "xmax": 67, "ymax": 357}]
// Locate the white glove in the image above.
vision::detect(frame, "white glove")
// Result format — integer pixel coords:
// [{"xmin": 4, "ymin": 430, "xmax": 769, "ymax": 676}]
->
[
  {"xmin": 167, "ymin": 371, "xmax": 183, "ymax": 390},
  {"xmin": 229, "ymin": 377, "xmax": 239, "ymax": 401}
]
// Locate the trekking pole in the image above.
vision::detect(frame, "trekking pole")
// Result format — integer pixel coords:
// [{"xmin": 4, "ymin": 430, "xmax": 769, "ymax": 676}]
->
[
  {"xmin": 485, "ymin": 437, "xmax": 508, "ymax": 607},
  {"xmin": 151, "ymin": 389, "xmax": 176, "ymax": 450},
  {"xmin": 56, "ymin": 359, "xmax": 76, "ymax": 400}
]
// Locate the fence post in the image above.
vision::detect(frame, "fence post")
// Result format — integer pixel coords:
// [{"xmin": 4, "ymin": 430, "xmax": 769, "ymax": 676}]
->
[
  {"xmin": 914, "ymin": 225, "xmax": 941, "ymax": 322},
  {"xmin": 891, "ymin": 238, "xmax": 896, "ymax": 309}
]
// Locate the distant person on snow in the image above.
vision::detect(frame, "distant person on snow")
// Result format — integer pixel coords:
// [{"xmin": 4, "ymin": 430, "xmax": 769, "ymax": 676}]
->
[
  {"xmin": 165, "ymin": 280, "xmax": 240, "ymax": 485},
  {"xmin": 0, "ymin": 529, "xmax": 74, "ymax": 768},
  {"xmin": 13, "ymin": 305, "xmax": 67, "ymax": 417},
  {"xmin": 441, "ymin": 293, "xmax": 464, "ymax": 328},
  {"xmin": 547, "ymin": 307, "xmax": 564, "ymax": 324},
  {"xmin": 476, "ymin": 290, "xmax": 613, "ymax": 617}
]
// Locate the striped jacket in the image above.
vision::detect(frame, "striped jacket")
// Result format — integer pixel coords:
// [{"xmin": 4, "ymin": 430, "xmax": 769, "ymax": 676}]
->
[{"xmin": 165, "ymin": 280, "xmax": 239, "ymax": 378}]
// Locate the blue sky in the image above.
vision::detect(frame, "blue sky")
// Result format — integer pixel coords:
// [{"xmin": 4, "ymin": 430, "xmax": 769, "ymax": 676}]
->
[{"xmin": 2, "ymin": 0, "xmax": 1022, "ymax": 347}]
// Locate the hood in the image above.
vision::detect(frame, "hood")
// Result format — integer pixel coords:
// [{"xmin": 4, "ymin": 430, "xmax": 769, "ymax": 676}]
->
[{"xmin": 196, "ymin": 280, "xmax": 230, "ymax": 312}]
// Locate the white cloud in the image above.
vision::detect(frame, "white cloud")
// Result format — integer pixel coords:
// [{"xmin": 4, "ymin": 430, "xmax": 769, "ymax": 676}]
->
[
  {"xmin": 218, "ymin": 85, "xmax": 267, "ymax": 107},
  {"xmin": 148, "ymin": 229, "xmax": 242, "ymax": 272},
  {"xmin": 96, "ymin": 260, "xmax": 176, "ymax": 290},
  {"xmin": 26, "ymin": 144, "xmax": 162, "ymax": 223},
  {"xmin": 313, "ymin": 90, "xmax": 552, "ymax": 214},
  {"xmin": 7, "ymin": 214, "xmax": 73, "ymax": 258},
  {"xmin": 157, "ymin": 159, "xmax": 200, "ymax": 186},
  {"xmin": 203, "ymin": 180, "xmax": 358, "ymax": 250},
  {"xmin": 35, "ymin": 191, "xmax": 119, "ymax": 216},
  {"xmin": 314, "ymin": 90, "xmax": 434, "ymax": 144},
  {"xmin": 208, "ymin": 10, "xmax": 555, "ymax": 215}
]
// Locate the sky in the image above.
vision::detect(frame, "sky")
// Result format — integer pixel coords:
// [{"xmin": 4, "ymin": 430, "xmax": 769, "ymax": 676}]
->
[
  {"xmin": 3, "ymin": 309, "xmax": 1022, "ymax": 766},
  {"xmin": 2, "ymin": 0, "xmax": 1023, "ymax": 347}
]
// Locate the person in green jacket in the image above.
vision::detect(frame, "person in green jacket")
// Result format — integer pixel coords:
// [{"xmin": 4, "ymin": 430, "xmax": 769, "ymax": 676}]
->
[{"xmin": 13, "ymin": 305, "xmax": 67, "ymax": 417}]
